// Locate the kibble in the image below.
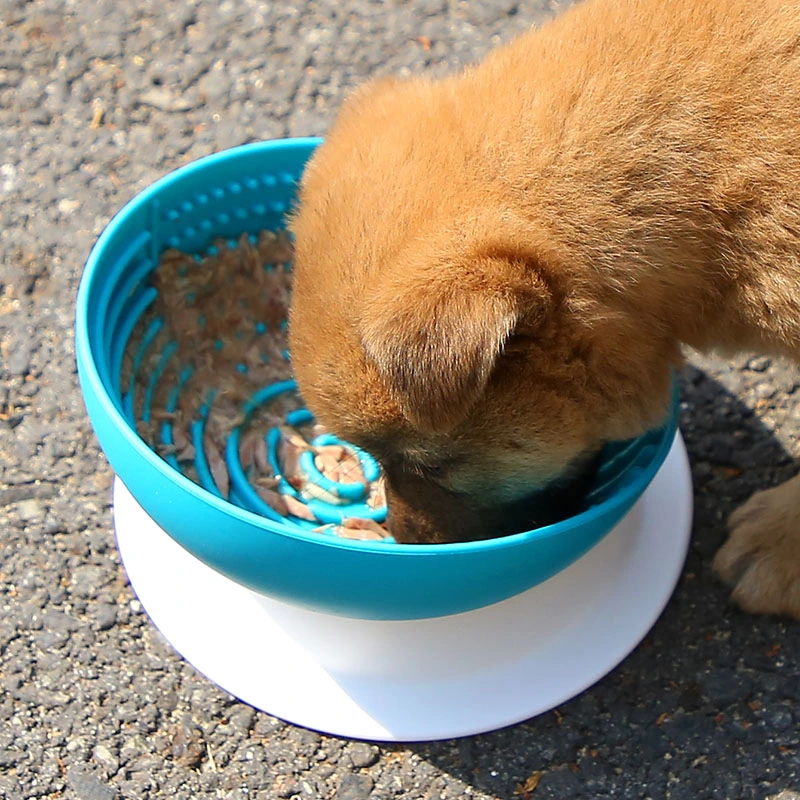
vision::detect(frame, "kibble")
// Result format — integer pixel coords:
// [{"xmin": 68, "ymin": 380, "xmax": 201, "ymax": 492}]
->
[{"xmin": 122, "ymin": 230, "xmax": 389, "ymax": 540}]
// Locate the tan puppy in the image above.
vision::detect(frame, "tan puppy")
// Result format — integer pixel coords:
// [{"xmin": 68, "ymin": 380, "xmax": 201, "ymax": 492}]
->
[{"xmin": 289, "ymin": 0, "xmax": 800, "ymax": 616}]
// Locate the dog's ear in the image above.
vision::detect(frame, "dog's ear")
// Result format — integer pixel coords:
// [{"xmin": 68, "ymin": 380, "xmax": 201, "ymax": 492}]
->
[{"xmin": 360, "ymin": 255, "xmax": 550, "ymax": 433}]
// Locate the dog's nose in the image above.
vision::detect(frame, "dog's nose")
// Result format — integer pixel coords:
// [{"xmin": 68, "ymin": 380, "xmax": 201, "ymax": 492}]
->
[{"xmin": 382, "ymin": 466, "xmax": 535, "ymax": 544}]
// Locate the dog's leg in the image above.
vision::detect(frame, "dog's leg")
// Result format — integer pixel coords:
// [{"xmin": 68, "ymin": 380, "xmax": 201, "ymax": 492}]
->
[{"xmin": 714, "ymin": 474, "xmax": 800, "ymax": 618}]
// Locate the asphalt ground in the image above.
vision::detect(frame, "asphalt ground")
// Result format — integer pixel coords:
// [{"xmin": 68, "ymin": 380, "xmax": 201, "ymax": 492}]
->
[{"xmin": 2, "ymin": 0, "xmax": 800, "ymax": 798}]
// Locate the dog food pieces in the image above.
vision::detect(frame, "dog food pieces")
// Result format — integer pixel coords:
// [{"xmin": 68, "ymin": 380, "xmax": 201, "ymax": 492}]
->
[{"xmin": 123, "ymin": 230, "xmax": 389, "ymax": 541}]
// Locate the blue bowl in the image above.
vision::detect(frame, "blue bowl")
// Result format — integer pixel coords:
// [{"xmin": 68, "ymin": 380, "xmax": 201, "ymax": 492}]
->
[{"xmin": 75, "ymin": 138, "xmax": 679, "ymax": 620}]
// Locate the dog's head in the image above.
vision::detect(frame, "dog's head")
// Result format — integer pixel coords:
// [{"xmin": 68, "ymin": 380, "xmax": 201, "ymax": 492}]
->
[{"xmin": 288, "ymin": 78, "xmax": 678, "ymax": 543}]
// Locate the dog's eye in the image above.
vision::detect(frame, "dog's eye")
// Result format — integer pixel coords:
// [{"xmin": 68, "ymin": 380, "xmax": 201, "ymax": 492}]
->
[
  {"xmin": 386, "ymin": 456, "xmax": 444, "ymax": 479},
  {"xmin": 381, "ymin": 451, "xmax": 448, "ymax": 480},
  {"xmin": 411, "ymin": 455, "xmax": 467, "ymax": 482},
  {"xmin": 414, "ymin": 462, "xmax": 446, "ymax": 479},
  {"xmin": 380, "ymin": 448, "xmax": 464, "ymax": 484}
]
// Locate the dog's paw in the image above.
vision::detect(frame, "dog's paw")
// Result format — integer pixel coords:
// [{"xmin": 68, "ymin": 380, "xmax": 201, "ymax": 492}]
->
[{"xmin": 713, "ymin": 476, "xmax": 800, "ymax": 619}]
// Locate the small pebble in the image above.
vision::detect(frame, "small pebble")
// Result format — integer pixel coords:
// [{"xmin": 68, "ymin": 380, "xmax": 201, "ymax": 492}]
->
[
  {"xmin": 89, "ymin": 602, "xmax": 118, "ymax": 631},
  {"xmin": 69, "ymin": 565, "xmax": 107, "ymax": 598},
  {"xmin": 67, "ymin": 765, "xmax": 118, "ymax": 800},
  {"xmin": 747, "ymin": 356, "xmax": 772, "ymax": 372},
  {"xmin": 93, "ymin": 743, "xmax": 119, "ymax": 775},
  {"xmin": 346, "ymin": 742, "xmax": 379, "ymax": 769},
  {"xmin": 228, "ymin": 706, "xmax": 256, "ymax": 732},
  {"xmin": 170, "ymin": 721, "xmax": 205, "ymax": 768},
  {"xmin": 335, "ymin": 773, "xmax": 375, "ymax": 800},
  {"xmin": 15, "ymin": 498, "xmax": 45, "ymax": 521}
]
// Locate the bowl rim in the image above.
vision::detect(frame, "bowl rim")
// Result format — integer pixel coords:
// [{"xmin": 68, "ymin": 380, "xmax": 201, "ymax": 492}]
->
[{"xmin": 75, "ymin": 137, "xmax": 679, "ymax": 557}]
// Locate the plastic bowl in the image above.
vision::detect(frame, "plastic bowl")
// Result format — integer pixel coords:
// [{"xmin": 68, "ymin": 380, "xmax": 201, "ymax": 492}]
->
[{"xmin": 75, "ymin": 138, "xmax": 679, "ymax": 620}]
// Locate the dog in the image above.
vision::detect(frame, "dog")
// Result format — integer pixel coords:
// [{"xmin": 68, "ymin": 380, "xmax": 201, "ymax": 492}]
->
[{"xmin": 288, "ymin": 0, "xmax": 800, "ymax": 618}]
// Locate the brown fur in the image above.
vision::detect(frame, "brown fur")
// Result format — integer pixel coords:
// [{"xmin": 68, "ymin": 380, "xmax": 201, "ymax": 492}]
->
[{"xmin": 289, "ymin": 0, "xmax": 800, "ymax": 614}]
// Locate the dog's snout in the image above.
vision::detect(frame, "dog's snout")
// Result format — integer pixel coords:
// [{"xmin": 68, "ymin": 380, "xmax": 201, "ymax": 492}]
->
[
  {"xmin": 383, "ymin": 454, "xmax": 603, "ymax": 544},
  {"xmin": 381, "ymin": 464, "xmax": 534, "ymax": 544},
  {"xmin": 383, "ymin": 468, "xmax": 490, "ymax": 544}
]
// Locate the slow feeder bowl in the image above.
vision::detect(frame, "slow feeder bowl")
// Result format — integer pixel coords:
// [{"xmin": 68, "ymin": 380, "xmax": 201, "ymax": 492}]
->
[
  {"xmin": 76, "ymin": 139, "xmax": 693, "ymax": 740},
  {"xmin": 76, "ymin": 138, "xmax": 683, "ymax": 621}
]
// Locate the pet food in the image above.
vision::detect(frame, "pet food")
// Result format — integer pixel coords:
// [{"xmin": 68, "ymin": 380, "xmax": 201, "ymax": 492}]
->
[{"xmin": 122, "ymin": 231, "xmax": 389, "ymax": 540}]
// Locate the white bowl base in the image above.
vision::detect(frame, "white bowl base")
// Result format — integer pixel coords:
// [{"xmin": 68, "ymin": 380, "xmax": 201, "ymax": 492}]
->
[{"xmin": 113, "ymin": 433, "xmax": 692, "ymax": 742}]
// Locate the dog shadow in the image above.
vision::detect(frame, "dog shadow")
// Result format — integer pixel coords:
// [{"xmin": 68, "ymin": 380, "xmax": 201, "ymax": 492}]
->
[{"xmin": 404, "ymin": 360, "xmax": 800, "ymax": 799}]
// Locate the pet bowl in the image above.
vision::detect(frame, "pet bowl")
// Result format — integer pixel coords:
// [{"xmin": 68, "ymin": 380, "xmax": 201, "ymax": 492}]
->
[{"xmin": 75, "ymin": 138, "xmax": 679, "ymax": 620}]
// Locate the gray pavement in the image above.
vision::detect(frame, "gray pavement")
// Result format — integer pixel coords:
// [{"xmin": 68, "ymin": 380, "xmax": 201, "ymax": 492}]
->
[{"xmin": 2, "ymin": 0, "xmax": 800, "ymax": 798}]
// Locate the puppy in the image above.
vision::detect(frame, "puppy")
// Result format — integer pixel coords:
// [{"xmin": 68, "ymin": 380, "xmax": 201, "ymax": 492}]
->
[{"xmin": 289, "ymin": 0, "xmax": 800, "ymax": 616}]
